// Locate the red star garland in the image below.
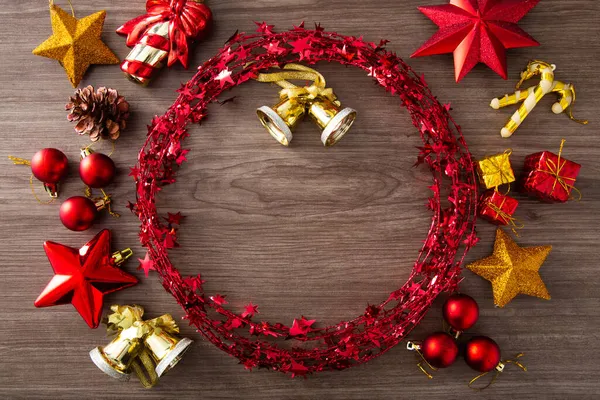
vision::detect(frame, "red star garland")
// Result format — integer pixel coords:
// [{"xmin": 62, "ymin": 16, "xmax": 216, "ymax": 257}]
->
[
  {"xmin": 411, "ymin": 0, "xmax": 540, "ymax": 82},
  {"xmin": 35, "ymin": 230, "xmax": 137, "ymax": 328},
  {"xmin": 131, "ymin": 24, "xmax": 478, "ymax": 377}
]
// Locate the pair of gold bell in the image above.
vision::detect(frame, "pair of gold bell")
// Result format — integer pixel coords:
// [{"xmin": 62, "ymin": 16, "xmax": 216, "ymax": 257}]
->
[
  {"xmin": 256, "ymin": 64, "xmax": 356, "ymax": 147},
  {"xmin": 90, "ymin": 305, "xmax": 192, "ymax": 384}
]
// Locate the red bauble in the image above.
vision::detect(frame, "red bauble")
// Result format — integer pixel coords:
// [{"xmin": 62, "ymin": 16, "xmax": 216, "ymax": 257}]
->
[
  {"xmin": 443, "ymin": 293, "xmax": 479, "ymax": 332},
  {"xmin": 35, "ymin": 229, "xmax": 138, "ymax": 328},
  {"xmin": 31, "ymin": 148, "xmax": 69, "ymax": 183},
  {"xmin": 80, "ymin": 152, "xmax": 116, "ymax": 188},
  {"xmin": 465, "ymin": 336, "xmax": 502, "ymax": 372},
  {"xmin": 60, "ymin": 196, "xmax": 98, "ymax": 231},
  {"xmin": 421, "ymin": 332, "xmax": 459, "ymax": 368}
]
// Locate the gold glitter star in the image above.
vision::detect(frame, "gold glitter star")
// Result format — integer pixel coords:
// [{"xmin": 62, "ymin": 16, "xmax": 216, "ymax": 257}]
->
[
  {"xmin": 467, "ymin": 228, "xmax": 552, "ymax": 307},
  {"xmin": 32, "ymin": 3, "xmax": 119, "ymax": 87}
]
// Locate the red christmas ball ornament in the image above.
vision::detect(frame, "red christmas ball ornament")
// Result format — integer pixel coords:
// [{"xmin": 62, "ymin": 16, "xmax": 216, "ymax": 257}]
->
[
  {"xmin": 443, "ymin": 293, "xmax": 479, "ymax": 332},
  {"xmin": 31, "ymin": 148, "xmax": 69, "ymax": 184},
  {"xmin": 79, "ymin": 150, "xmax": 116, "ymax": 188},
  {"xmin": 465, "ymin": 336, "xmax": 502, "ymax": 372},
  {"xmin": 421, "ymin": 332, "xmax": 459, "ymax": 368},
  {"xmin": 60, "ymin": 196, "xmax": 98, "ymax": 231}
]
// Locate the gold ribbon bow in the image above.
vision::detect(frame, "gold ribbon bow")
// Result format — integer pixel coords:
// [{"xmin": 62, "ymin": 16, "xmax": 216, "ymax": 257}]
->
[
  {"xmin": 469, "ymin": 353, "xmax": 527, "ymax": 391},
  {"xmin": 535, "ymin": 139, "xmax": 582, "ymax": 201},
  {"xmin": 105, "ymin": 305, "xmax": 178, "ymax": 388},
  {"xmin": 255, "ymin": 63, "xmax": 340, "ymax": 106},
  {"xmin": 406, "ymin": 341, "xmax": 437, "ymax": 379}
]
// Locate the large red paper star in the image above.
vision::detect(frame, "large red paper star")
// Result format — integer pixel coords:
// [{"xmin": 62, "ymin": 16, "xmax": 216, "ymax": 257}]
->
[
  {"xmin": 411, "ymin": 0, "xmax": 540, "ymax": 82},
  {"xmin": 34, "ymin": 230, "xmax": 138, "ymax": 328}
]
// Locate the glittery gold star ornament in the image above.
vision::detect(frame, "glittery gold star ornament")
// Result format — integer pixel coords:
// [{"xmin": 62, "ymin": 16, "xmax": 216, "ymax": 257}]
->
[
  {"xmin": 467, "ymin": 228, "xmax": 552, "ymax": 308},
  {"xmin": 32, "ymin": 1, "xmax": 119, "ymax": 87}
]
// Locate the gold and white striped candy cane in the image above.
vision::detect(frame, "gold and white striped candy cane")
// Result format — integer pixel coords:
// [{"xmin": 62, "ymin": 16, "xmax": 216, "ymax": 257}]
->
[
  {"xmin": 495, "ymin": 61, "xmax": 556, "ymax": 138},
  {"xmin": 491, "ymin": 79, "xmax": 588, "ymax": 133},
  {"xmin": 491, "ymin": 80, "xmax": 572, "ymax": 112}
]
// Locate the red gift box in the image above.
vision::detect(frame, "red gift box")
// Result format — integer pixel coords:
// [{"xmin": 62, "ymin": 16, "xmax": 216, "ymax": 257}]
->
[
  {"xmin": 522, "ymin": 148, "xmax": 581, "ymax": 203},
  {"xmin": 478, "ymin": 190, "xmax": 519, "ymax": 226}
]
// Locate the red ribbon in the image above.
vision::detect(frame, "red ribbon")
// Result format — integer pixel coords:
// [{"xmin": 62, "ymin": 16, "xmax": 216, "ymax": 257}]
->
[{"xmin": 117, "ymin": 0, "xmax": 212, "ymax": 68}]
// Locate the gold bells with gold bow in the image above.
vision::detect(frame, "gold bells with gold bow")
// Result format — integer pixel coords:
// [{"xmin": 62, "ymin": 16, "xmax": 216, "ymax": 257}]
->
[
  {"xmin": 90, "ymin": 305, "xmax": 193, "ymax": 388},
  {"xmin": 255, "ymin": 64, "xmax": 357, "ymax": 146}
]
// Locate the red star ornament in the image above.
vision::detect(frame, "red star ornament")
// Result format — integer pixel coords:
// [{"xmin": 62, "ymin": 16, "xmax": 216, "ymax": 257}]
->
[
  {"xmin": 34, "ymin": 230, "xmax": 138, "ymax": 328},
  {"xmin": 411, "ymin": 0, "xmax": 540, "ymax": 82}
]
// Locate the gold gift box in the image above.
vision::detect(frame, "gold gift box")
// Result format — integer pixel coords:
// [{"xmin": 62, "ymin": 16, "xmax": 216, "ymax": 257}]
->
[{"xmin": 476, "ymin": 150, "xmax": 515, "ymax": 189}]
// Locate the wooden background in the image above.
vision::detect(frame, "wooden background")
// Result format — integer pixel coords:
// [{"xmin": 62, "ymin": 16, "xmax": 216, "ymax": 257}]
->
[{"xmin": 1, "ymin": 1, "xmax": 599, "ymax": 399}]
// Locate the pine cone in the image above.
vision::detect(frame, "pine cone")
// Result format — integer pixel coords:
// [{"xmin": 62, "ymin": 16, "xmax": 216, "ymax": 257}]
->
[{"xmin": 66, "ymin": 85, "xmax": 130, "ymax": 141}]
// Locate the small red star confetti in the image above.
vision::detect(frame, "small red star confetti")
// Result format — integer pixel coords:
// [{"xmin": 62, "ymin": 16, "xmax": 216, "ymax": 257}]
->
[
  {"xmin": 290, "ymin": 37, "xmax": 312, "ymax": 59},
  {"xmin": 211, "ymin": 294, "xmax": 228, "ymax": 306},
  {"xmin": 233, "ymin": 45, "xmax": 251, "ymax": 60},
  {"xmin": 241, "ymin": 303, "xmax": 259, "ymax": 318},
  {"xmin": 175, "ymin": 149, "xmax": 190, "ymax": 165},
  {"xmin": 255, "ymin": 21, "xmax": 274, "ymax": 34},
  {"xmin": 129, "ymin": 166, "xmax": 140, "ymax": 180},
  {"xmin": 215, "ymin": 69, "xmax": 234, "ymax": 87},
  {"xmin": 183, "ymin": 274, "xmax": 206, "ymax": 291},
  {"xmin": 287, "ymin": 360, "xmax": 309, "ymax": 378},
  {"xmin": 289, "ymin": 316, "xmax": 316, "ymax": 336},
  {"xmin": 265, "ymin": 41, "xmax": 287, "ymax": 55},
  {"xmin": 166, "ymin": 212, "xmax": 185, "ymax": 225},
  {"xmin": 411, "ymin": 0, "xmax": 540, "ymax": 82},
  {"xmin": 137, "ymin": 252, "xmax": 155, "ymax": 277}
]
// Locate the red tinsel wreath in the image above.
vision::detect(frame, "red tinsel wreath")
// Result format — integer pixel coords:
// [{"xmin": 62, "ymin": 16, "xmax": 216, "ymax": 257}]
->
[{"xmin": 132, "ymin": 23, "xmax": 479, "ymax": 377}]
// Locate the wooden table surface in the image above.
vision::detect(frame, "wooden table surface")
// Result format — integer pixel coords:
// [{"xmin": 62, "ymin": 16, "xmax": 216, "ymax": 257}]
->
[{"xmin": 1, "ymin": 1, "xmax": 599, "ymax": 399}]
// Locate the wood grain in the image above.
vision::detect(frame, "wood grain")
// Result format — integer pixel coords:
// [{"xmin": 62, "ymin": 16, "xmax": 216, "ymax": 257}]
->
[{"xmin": 1, "ymin": 1, "xmax": 599, "ymax": 399}]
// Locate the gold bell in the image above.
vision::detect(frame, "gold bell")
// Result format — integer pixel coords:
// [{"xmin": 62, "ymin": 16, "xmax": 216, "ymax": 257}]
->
[
  {"xmin": 255, "ymin": 64, "xmax": 356, "ymax": 147},
  {"xmin": 307, "ymin": 96, "xmax": 356, "ymax": 147},
  {"xmin": 144, "ymin": 328, "xmax": 193, "ymax": 377},
  {"xmin": 256, "ymin": 95, "xmax": 305, "ymax": 146},
  {"xmin": 89, "ymin": 324, "xmax": 146, "ymax": 381}
]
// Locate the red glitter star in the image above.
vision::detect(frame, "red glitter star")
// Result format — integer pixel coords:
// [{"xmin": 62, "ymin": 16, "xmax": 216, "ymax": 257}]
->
[
  {"xmin": 34, "ymin": 230, "xmax": 137, "ymax": 328},
  {"xmin": 411, "ymin": 0, "xmax": 540, "ymax": 82}
]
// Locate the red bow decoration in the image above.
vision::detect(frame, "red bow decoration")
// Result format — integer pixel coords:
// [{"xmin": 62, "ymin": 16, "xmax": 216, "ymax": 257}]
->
[{"xmin": 117, "ymin": 0, "xmax": 212, "ymax": 68}]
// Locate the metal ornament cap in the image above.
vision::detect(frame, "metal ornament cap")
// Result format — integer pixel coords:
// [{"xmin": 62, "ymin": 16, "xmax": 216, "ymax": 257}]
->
[
  {"xmin": 321, "ymin": 107, "xmax": 356, "ymax": 147},
  {"xmin": 256, "ymin": 106, "xmax": 293, "ymax": 146},
  {"xmin": 154, "ymin": 337, "xmax": 193, "ymax": 377},
  {"xmin": 89, "ymin": 347, "xmax": 131, "ymax": 381}
]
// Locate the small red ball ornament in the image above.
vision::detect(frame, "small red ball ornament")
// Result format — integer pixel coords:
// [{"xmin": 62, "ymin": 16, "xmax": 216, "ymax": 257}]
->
[
  {"xmin": 79, "ymin": 150, "xmax": 116, "ymax": 188},
  {"xmin": 443, "ymin": 293, "xmax": 479, "ymax": 332},
  {"xmin": 465, "ymin": 336, "xmax": 501, "ymax": 372},
  {"xmin": 421, "ymin": 332, "xmax": 459, "ymax": 368},
  {"xmin": 31, "ymin": 148, "xmax": 69, "ymax": 184},
  {"xmin": 60, "ymin": 196, "xmax": 98, "ymax": 231}
]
